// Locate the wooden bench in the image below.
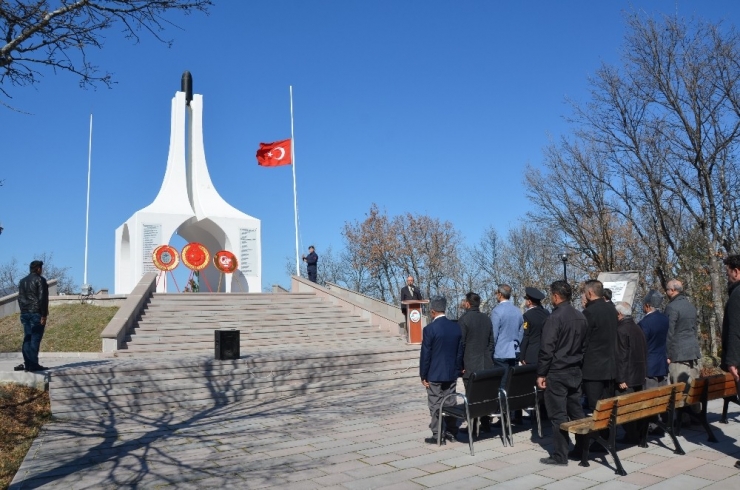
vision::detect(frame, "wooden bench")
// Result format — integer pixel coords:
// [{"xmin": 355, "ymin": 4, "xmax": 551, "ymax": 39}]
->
[
  {"xmin": 561, "ymin": 383, "xmax": 685, "ymax": 476},
  {"xmin": 677, "ymin": 372, "xmax": 740, "ymax": 442}
]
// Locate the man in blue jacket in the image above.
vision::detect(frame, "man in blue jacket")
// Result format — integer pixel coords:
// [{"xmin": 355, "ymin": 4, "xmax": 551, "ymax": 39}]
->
[
  {"xmin": 420, "ymin": 296, "xmax": 462, "ymax": 444},
  {"xmin": 638, "ymin": 289, "xmax": 669, "ymax": 389},
  {"xmin": 491, "ymin": 284, "xmax": 524, "ymax": 373}
]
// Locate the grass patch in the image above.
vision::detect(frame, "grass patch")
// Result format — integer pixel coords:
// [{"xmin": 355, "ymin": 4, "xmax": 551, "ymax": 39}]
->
[
  {"xmin": 0, "ymin": 304, "xmax": 118, "ymax": 353},
  {"xmin": 0, "ymin": 384, "xmax": 51, "ymax": 489}
]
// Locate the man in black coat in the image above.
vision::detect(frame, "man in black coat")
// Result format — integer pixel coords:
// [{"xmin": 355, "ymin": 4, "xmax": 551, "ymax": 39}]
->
[
  {"xmin": 537, "ymin": 280, "xmax": 588, "ymax": 466},
  {"xmin": 458, "ymin": 291, "xmax": 494, "ymax": 431},
  {"xmin": 16, "ymin": 260, "xmax": 49, "ymax": 372},
  {"xmin": 722, "ymin": 255, "xmax": 740, "ymax": 470},
  {"xmin": 615, "ymin": 301, "xmax": 648, "ymax": 443},
  {"xmin": 520, "ymin": 287, "xmax": 549, "ymax": 365},
  {"xmin": 581, "ymin": 279, "xmax": 618, "ymax": 413},
  {"xmin": 400, "ymin": 276, "xmax": 423, "ymax": 317}
]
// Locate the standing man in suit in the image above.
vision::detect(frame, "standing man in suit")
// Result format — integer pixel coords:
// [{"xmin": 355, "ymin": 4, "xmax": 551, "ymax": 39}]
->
[
  {"xmin": 302, "ymin": 246, "xmax": 318, "ymax": 283},
  {"xmin": 491, "ymin": 284, "xmax": 524, "ymax": 372},
  {"xmin": 458, "ymin": 291, "xmax": 494, "ymax": 431},
  {"xmin": 639, "ymin": 290, "xmax": 669, "ymax": 389},
  {"xmin": 664, "ymin": 279, "xmax": 701, "ymax": 391},
  {"xmin": 638, "ymin": 289, "xmax": 670, "ymax": 435},
  {"xmin": 401, "ymin": 276, "xmax": 423, "ymax": 317},
  {"xmin": 520, "ymin": 287, "xmax": 549, "ymax": 366},
  {"xmin": 581, "ymin": 279, "xmax": 618, "ymax": 413},
  {"xmin": 721, "ymin": 255, "xmax": 740, "ymax": 470},
  {"xmin": 615, "ymin": 301, "xmax": 648, "ymax": 443},
  {"xmin": 420, "ymin": 296, "xmax": 462, "ymax": 445}
]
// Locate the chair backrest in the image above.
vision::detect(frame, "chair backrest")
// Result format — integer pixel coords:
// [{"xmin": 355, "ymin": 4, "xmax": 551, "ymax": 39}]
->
[
  {"xmin": 466, "ymin": 367, "xmax": 507, "ymax": 418},
  {"xmin": 591, "ymin": 382, "xmax": 685, "ymax": 431},
  {"xmin": 503, "ymin": 364, "xmax": 539, "ymax": 410}
]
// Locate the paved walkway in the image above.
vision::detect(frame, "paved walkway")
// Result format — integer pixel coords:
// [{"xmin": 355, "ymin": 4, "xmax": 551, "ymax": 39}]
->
[{"xmin": 8, "ymin": 369, "xmax": 740, "ymax": 489}]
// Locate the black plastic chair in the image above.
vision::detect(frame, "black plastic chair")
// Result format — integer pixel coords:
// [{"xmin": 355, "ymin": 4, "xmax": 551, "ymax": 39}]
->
[
  {"xmin": 501, "ymin": 364, "xmax": 542, "ymax": 446},
  {"xmin": 438, "ymin": 367, "xmax": 507, "ymax": 455}
]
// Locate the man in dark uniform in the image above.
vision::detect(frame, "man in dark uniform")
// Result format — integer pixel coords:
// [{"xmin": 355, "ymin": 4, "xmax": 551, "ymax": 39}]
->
[
  {"xmin": 520, "ymin": 287, "xmax": 549, "ymax": 365},
  {"xmin": 16, "ymin": 260, "xmax": 49, "ymax": 372},
  {"xmin": 581, "ymin": 279, "xmax": 618, "ymax": 412},
  {"xmin": 302, "ymin": 246, "xmax": 318, "ymax": 283},
  {"xmin": 639, "ymin": 290, "xmax": 669, "ymax": 389},
  {"xmin": 458, "ymin": 291, "xmax": 494, "ymax": 431},
  {"xmin": 537, "ymin": 280, "xmax": 588, "ymax": 466},
  {"xmin": 721, "ymin": 255, "xmax": 740, "ymax": 470},
  {"xmin": 420, "ymin": 296, "xmax": 462, "ymax": 444},
  {"xmin": 400, "ymin": 275, "xmax": 423, "ymax": 317}
]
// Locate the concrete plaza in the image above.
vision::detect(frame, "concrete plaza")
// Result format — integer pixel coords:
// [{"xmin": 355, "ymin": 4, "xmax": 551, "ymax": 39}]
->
[{"xmin": 7, "ymin": 356, "xmax": 740, "ymax": 490}]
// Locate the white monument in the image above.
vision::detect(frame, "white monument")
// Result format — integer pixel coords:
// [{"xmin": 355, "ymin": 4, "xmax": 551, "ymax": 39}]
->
[{"xmin": 115, "ymin": 72, "xmax": 261, "ymax": 294}]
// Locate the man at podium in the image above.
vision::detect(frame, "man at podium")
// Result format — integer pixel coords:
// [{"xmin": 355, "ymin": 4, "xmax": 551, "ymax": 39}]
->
[{"xmin": 401, "ymin": 276, "xmax": 423, "ymax": 317}]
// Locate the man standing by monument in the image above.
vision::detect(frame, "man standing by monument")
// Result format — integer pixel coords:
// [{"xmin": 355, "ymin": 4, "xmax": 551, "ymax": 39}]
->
[
  {"xmin": 16, "ymin": 260, "xmax": 49, "ymax": 372},
  {"xmin": 537, "ymin": 280, "xmax": 588, "ymax": 466},
  {"xmin": 420, "ymin": 296, "xmax": 462, "ymax": 444},
  {"xmin": 458, "ymin": 292, "xmax": 494, "ymax": 431},
  {"xmin": 721, "ymin": 255, "xmax": 740, "ymax": 470},
  {"xmin": 400, "ymin": 276, "xmax": 423, "ymax": 317},
  {"xmin": 664, "ymin": 279, "xmax": 701, "ymax": 389},
  {"xmin": 302, "ymin": 246, "xmax": 318, "ymax": 283}
]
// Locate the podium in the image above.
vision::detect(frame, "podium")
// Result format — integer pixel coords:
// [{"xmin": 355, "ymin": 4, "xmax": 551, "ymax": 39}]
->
[{"xmin": 402, "ymin": 299, "xmax": 429, "ymax": 344}]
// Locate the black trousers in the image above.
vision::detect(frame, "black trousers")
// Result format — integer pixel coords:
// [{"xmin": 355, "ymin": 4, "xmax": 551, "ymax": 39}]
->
[
  {"xmin": 426, "ymin": 381, "xmax": 458, "ymax": 437},
  {"xmin": 544, "ymin": 367, "xmax": 585, "ymax": 463},
  {"xmin": 583, "ymin": 379, "xmax": 614, "ymax": 412},
  {"xmin": 307, "ymin": 266, "xmax": 317, "ymax": 283}
]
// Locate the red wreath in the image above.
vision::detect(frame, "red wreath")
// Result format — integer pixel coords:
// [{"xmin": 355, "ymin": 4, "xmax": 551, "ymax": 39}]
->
[
  {"xmin": 181, "ymin": 242, "xmax": 210, "ymax": 271},
  {"xmin": 152, "ymin": 245, "xmax": 180, "ymax": 271},
  {"xmin": 213, "ymin": 250, "xmax": 238, "ymax": 273}
]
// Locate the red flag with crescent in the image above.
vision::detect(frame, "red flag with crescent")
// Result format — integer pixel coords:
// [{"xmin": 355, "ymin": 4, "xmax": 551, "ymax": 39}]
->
[{"xmin": 256, "ymin": 139, "xmax": 292, "ymax": 167}]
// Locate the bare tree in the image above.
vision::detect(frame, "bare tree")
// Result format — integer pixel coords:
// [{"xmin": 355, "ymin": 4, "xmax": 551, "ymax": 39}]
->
[
  {"xmin": 0, "ymin": 252, "xmax": 76, "ymax": 296},
  {"xmin": 528, "ymin": 13, "xmax": 740, "ymax": 357},
  {"xmin": 1, "ymin": 0, "xmax": 211, "ymax": 105}
]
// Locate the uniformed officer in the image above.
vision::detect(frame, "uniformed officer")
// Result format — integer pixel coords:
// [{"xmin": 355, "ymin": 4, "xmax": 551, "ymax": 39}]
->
[
  {"xmin": 537, "ymin": 280, "xmax": 589, "ymax": 466},
  {"xmin": 520, "ymin": 287, "xmax": 549, "ymax": 365}
]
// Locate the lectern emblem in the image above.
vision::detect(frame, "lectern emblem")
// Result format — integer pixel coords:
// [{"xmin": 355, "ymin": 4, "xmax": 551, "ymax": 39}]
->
[{"xmin": 409, "ymin": 310, "xmax": 421, "ymax": 323}]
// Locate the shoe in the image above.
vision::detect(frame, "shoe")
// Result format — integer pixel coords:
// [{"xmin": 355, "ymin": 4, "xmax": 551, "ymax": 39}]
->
[
  {"xmin": 13, "ymin": 364, "xmax": 25, "ymax": 371},
  {"xmin": 425, "ymin": 436, "xmax": 445, "ymax": 445},
  {"xmin": 540, "ymin": 457, "xmax": 567, "ymax": 466},
  {"xmin": 444, "ymin": 432, "xmax": 458, "ymax": 442},
  {"xmin": 734, "ymin": 460, "xmax": 740, "ymax": 469}
]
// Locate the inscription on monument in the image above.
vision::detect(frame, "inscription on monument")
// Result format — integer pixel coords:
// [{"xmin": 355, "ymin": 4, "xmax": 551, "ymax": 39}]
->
[
  {"xmin": 142, "ymin": 224, "xmax": 162, "ymax": 275},
  {"xmin": 239, "ymin": 228, "xmax": 258, "ymax": 275}
]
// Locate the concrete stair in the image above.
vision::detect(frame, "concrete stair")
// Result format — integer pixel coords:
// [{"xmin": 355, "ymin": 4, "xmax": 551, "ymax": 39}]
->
[
  {"xmin": 119, "ymin": 292, "xmax": 398, "ymax": 355},
  {"xmin": 49, "ymin": 292, "xmax": 418, "ymax": 419}
]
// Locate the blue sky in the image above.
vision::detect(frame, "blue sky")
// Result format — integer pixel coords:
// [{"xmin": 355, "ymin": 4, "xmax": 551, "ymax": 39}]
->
[{"xmin": 1, "ymin": 1, "xmax": 739, "ymax": 293}]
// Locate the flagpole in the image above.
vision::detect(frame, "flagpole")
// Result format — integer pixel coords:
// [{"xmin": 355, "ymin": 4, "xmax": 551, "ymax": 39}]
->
[
  {"xmin": 290, "ymin": 86, "xmax": 300, "ymax": 276},
  {"xmin": 83, "ymin": 113, "xmax": 93, "ymax": 292}
]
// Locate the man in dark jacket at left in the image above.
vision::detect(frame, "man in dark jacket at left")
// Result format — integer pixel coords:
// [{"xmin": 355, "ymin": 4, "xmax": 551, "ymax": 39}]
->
[
  {"xmin": 420, "ymin": 295, "xmax": 462, "ymax": 445},
  {"xmin": 17, "ymin": 260, "xmax": 49, "ymax": 372}
]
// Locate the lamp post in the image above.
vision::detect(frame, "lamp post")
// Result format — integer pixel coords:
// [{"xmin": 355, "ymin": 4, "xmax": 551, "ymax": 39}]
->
[{"xmin": 560, "ymin": 252, "xmax": 568, "ymax": 283}]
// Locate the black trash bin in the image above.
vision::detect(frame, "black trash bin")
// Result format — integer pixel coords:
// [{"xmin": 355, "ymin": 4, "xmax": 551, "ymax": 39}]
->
[{"xmin": 215, "ymin": 329, "xmax": 240, "ymax": 360}]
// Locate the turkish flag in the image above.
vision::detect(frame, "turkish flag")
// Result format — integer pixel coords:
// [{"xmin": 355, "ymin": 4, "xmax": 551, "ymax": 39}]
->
[{"xmin": 256, "ymin": 139, "xmax": 292, "ymax": 167}]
